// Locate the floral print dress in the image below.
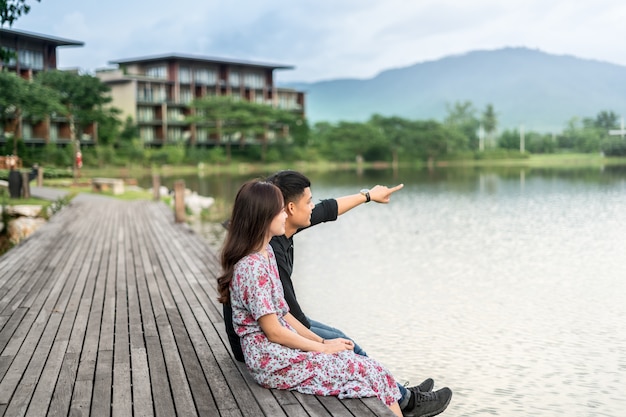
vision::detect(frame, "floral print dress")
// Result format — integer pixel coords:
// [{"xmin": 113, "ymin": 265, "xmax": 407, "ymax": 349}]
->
[{"xmin": 230, "ymin": 245, "xmax": 401, "ymax": 406}]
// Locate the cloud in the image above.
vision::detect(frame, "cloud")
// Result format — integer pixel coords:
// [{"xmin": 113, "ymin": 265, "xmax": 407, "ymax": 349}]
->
[{"xmin": 11, "ymin": 0, "xmax": 626, "ymax": 81}]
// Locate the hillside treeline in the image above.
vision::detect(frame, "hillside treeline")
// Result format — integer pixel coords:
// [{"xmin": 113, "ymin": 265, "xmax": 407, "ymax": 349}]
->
[{"xmin": 2, "ymin": 70, "xmax": 626, "ymax": 168}]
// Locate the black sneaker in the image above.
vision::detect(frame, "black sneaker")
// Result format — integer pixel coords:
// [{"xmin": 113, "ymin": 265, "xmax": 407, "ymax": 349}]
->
[
  {"xmin": 402, "ymin": 387, "xmax": 452, "ymax": 417},
  {"xmin": 406, "ymin": 378, "xmax": 434, "ymax": 393}
]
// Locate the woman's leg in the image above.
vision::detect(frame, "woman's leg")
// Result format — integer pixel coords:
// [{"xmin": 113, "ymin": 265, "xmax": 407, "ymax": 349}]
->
[{"xmin": 389, "ymin": 401, "xmax": 402, "ymax": 417}]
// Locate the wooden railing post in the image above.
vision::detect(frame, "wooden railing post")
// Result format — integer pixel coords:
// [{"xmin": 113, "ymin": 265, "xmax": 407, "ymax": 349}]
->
[
  {"xmin": 174, "ymin": 180, "xmax": 185, "ymax": 223},
  {"xmin": 152, "ymin": 174, "xmax": 161, "ymax": 201},
  {"xmin": 37, "ymin": 167, "xmax": 44, "ymax": 187},
  {"xmin": 21, "ymin": 172, "xmax": 30, "ymax": 199}
]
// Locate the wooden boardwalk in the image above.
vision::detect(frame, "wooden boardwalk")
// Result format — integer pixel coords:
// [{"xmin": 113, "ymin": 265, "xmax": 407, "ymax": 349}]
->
[{"xmin": 0, "ymin": 197, "xmax": 394, "ymax": 417}]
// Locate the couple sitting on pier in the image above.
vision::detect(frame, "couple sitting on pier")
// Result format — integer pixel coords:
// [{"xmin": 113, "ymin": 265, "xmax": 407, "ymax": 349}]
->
[{"xmin": 218, "ymin": 170, "xmax": 452, "ymax": 417}]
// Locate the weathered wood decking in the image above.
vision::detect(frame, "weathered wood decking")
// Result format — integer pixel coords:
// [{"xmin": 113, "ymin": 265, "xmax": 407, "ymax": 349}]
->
[{"xmin": 0, "ymin": 196, "xmax": 394, "ymax": 417}]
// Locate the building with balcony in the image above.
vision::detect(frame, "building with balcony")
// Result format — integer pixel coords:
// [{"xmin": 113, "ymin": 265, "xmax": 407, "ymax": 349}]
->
[
  {"xmin": 0, "ymin": 28, "xmax": 94, "ymax": 145},
  {"xmin": 96, "ymin": 53, "xmax": 305, "ymax": 146}
]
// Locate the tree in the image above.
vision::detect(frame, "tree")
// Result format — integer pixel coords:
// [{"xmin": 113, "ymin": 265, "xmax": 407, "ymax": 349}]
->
[
  {"xmin": 590, "ymin": 110, "xmax": 620, "ymax": 130},
  {"xmin": 189, "ymin": 96, "xmax": 296, "ymax": 161},
  {"xmin": 0, "ymin": 70, "xmax": 63, "ymax": 153},
  {"xmin": 481, "ymin": 104, "xmax": 498, "ymax": 148},
  {"xmin": 444, "ymin": 100, "xmax": 479, "ymax": 150},
  {"xmin": 369, "ymin": 114, "xmax": 412, "ymax": 166},
  {"xmin": 561, "ymin": 116, "xmax": 603, "ymax": 153},
  {"xmin": 311, "ymin": 120, "xmax": 386, "ymax": 162},
  {"xmin": 0, "ymin": 0, "xmax": 38, "ymax": 25},
  {"xmin": 35, "ymin": 70, "xmax": 113, "ymax": 142},
  {"xmin": 410, "ymin": 120, "xmax": 461, "ymax": 163}
]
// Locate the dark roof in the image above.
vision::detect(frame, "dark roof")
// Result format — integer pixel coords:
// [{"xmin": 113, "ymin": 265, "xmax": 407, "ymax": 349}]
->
[
  {"xmin": 0, "ymin": 27, "xmax": 84, "ymax": 47},
  {"xmin": 109, "ymin": 53, "xmax": 294, "ymax": 70}
]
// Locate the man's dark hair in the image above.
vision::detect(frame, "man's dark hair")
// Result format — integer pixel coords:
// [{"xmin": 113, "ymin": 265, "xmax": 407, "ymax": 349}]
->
[{"xmin": 266, "ymin": 170, "xmax": 311, "ymax": 204}]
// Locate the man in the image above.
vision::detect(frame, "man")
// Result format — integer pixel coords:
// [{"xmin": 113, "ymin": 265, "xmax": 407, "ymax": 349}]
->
[{"xmin": 223, "ymin": 170, "xmax": 452, "ymax": 417}]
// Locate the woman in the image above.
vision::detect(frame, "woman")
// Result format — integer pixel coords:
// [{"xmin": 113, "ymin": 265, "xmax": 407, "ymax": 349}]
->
[{"xmin": 218, "ymin": 179, "xmax": 403, "ymax": 416}]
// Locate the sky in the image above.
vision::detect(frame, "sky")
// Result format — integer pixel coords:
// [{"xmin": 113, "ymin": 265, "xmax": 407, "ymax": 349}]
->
[{"xmin": 8, "ymin": 0, "xmax": 626, "ymax": 84}]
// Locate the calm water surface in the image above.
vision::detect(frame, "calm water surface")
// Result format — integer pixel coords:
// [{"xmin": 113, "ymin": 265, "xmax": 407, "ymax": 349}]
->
[{"xmin": 159, "ymin": 166, "xmax": 626, "ymax": 416}]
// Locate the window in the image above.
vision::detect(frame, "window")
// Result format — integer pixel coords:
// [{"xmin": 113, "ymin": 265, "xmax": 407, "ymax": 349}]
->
[
  {"xmin": 179, "ymin": 67, "xmax": 191, "ymax": 83},
  {"xmin": 49, "ymin": 124, "xmax": 58, "ymax": 142},
  {"xmin": 138, "ymin": 84, "xmax": 166, "ymax": 102},
  {"xmin": 22, "ymin": 123, "xmax": 32, "ymax": 140},
  {"xmin": 230, "ymin": 71, "xmax": 240, "ymax": 87},
  {"xmin": 180, "ymin": 87, "xmax": 192, "ymax": 104},
  {"xmin": 194, "ymin": 68, "xmax": 217, "ymax": 85},
  {"xmin": 243, "ymin": 72, "xmax": 265, "ymax": 89},
  {"xmin": 146, "ymin": 65, "xmax": 167, "ymax": 79},
  {"xmin": 167, "ymin": 109, "xmax": 184, "ymax": 121},
  {"xmin": 17, "ymin": 49, "xmax": 44, "ymax": 70},
  {"xmin": 155, "ymin": 86, "xmax": 166, "ymax": 102},
  {"xmin": 167, "ymin": 127, "xmax": 183, "ymax": 142},
  {"xmin": 138, "ymin": 85, "xmax": 152, "ymax": 102},
  {"xmin": 140, "ymin": 127, "xmax": 155, "ymax": 143},
  {"xmin": 138, "ymin": 107, "xmax": 155, "ymax": 121},
  {"xmin": 196, "ymin": 128, "xmax": 209, "ymax": 143},
  {"xmin": 278, "ymin": 93, "xmax": 299, "ymax": 110}
]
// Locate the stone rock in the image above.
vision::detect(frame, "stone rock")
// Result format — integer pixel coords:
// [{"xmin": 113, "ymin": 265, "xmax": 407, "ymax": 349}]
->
[
  {"xmin": 8, "ymin": 217, "xmax": 47, "ymax": 244},
  {"xmin": 168, "ymin": 190, "xmax": 214, "ymax": 215},
  {"xmin": 6, "ymin": 205, "xmax": 43, "ymax": 218},
  {"xmin": 185, "ymin": 192, "xmax": 215, "ymax": 214}
]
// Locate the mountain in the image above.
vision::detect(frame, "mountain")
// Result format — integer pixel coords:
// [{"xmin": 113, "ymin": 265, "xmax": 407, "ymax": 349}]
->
[{"xmin": 282, "ymin": 47, "xmax": 626, "ymax": 132}]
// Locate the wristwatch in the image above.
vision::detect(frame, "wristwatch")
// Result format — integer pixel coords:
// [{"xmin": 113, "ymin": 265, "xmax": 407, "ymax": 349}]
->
[{"xmin": 360, "ymin": 188, "xmax": 371, "ymax": 203}]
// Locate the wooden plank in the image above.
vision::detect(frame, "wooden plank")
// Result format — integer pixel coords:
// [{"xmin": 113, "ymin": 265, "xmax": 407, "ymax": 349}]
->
[
  {"xmin": 139, "ymin": 204, "xmax": 220, "ymax": 416},
  {"xmin": 48, "ymin": 211, "xmax": 106, "ymax": 417},
  {"xmin": 2, "ymin": 313, "xmax": 63, "ymax": 417},
  {"xmin": 0, "ymin": 308, "xmax": 27, "ymax": 359},
  {"xmin": 91, "ymin": 205, "xmax": 120, "ymax": 417},
  {"xmin": 339, "ymin": 398, "xmax": 378, "ymax": 417},
  {"xmin": 0, "ymin": 216, "xmax": 85, "ymax": 411},
  {"xmin": 167, "ymin": 306, "xmax": 219, "ymax": 417},
  {"xmin": 361, "ymin": 398, "xmax": 396, "ymax": 417},
  {"xmin": 134, "ymin": 217, "xmax": 175, "ymax": 417},
  {"xmin": 91, "ymin": 350, "xmax": 113, "ymax": 417},
  {"xmin": 292, "ymin": 392, "xmax": 334, "ymax": 417},
  {"xmin": 70, "ymin": 201, "xmax": 117, "ymax": 416},
  {"xmin": 113, "ymin": 211, "xmax": 132, "ymax": 417},
  {"xmin": 144, "ymin": 203, "xmax": 270, "ymax": 415},
  {"xmin": 25, "ymin": 209, "xmax": 101, "ymax": 417},
  {"xmin": 0, "ymin": 198, "xmax": 394, "ymax": 417},
  {"xmin": 144, "ymin": 336, "xmax": 176, "ymax": 417},
  {"xmin": 142, "ymin": 206, "xmax": 245, "ymax": 415},
  {"xmin": 124, "ymin": 207, "xmax": 154, "ymax": 417},
  {"xmin": 129, "ymin": 348, "xmax": 152, "ymax": 417},
  {"xmin": 140, "ymin": 218, "xmax": 198, "ymax": 417},
  {"xmin": 316, "ymin": 396, "xmax": 357, "ymax": 417}
]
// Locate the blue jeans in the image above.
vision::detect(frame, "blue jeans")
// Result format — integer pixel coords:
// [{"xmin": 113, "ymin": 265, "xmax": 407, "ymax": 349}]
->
[{"xmin": 308, "ymin": 319, "xmax": 409, "ymax": 404}]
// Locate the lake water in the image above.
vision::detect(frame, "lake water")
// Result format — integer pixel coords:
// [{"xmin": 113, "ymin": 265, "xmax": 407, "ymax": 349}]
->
[{"xmin": 150, "ymin": 166, "xmax": 626, "ymax": 416}]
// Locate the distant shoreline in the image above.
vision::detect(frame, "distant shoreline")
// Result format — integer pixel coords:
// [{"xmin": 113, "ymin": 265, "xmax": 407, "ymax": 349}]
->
[{"xmin": 70, "ymin": 153, "xmax": 626, "ymax": 179}]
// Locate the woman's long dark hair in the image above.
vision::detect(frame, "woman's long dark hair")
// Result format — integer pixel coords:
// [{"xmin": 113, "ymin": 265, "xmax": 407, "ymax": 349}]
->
[{"xmin": 217, "ymin": 180, "xmax": 284, "ymax": 304}]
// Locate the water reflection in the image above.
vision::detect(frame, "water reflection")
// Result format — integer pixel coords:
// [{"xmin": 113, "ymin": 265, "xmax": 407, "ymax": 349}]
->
[{"xmin": 141, "ymin": 166, "xmax": 626, "ymax": 416}]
